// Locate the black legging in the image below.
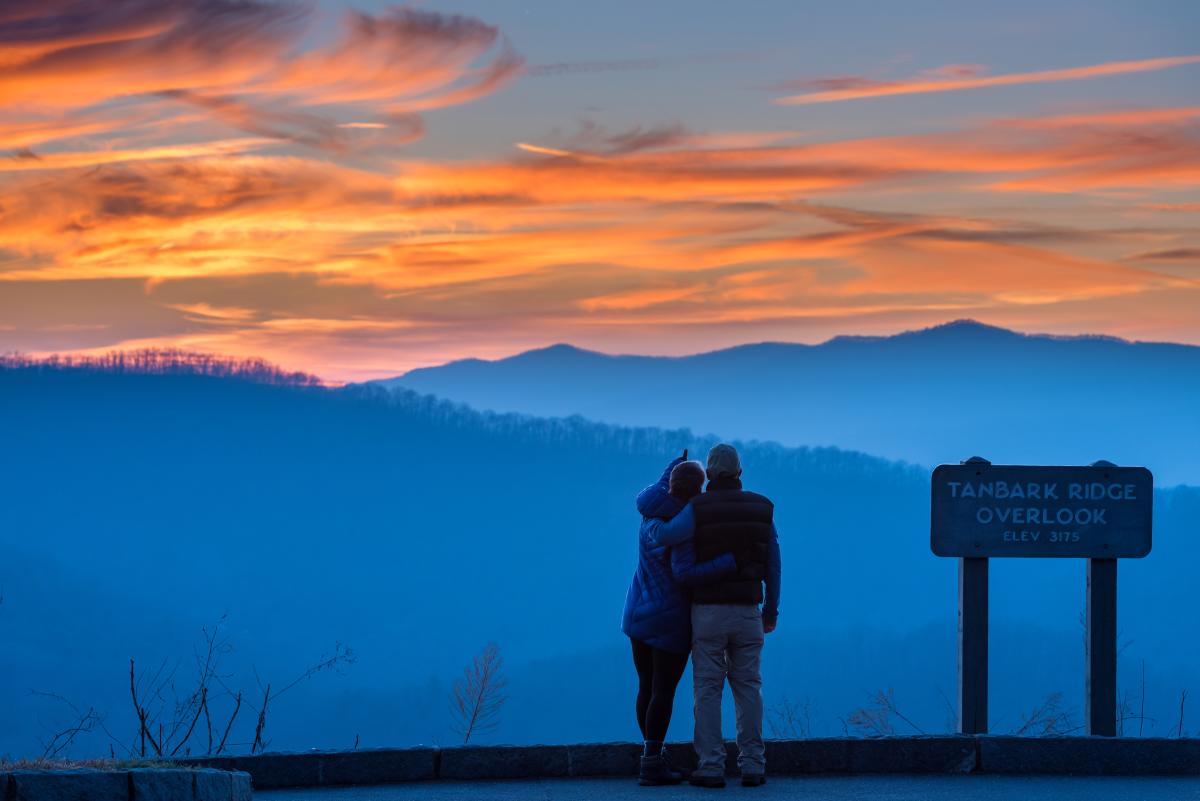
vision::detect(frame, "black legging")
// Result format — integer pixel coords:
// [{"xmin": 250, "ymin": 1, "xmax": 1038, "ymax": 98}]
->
[{"xmin": 630, "ymin": 637, "xmax": 690, "ymax": 742}]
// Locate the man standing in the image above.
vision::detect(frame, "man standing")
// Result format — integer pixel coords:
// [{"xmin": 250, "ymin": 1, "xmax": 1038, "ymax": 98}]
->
[{"xmin": 646, "ymin": 443, "xmax": 781, "ymax": 788}]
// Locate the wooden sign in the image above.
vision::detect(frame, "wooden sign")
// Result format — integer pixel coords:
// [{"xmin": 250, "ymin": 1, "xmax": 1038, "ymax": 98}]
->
[{"xmin": 931, "ymin": 463, "xmax": 1152, "ymax": 558}]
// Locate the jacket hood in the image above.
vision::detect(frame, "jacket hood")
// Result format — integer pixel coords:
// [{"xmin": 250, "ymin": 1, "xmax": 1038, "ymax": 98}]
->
[{"xmin": 637, "ymin": 482, "xmax": 684, "ymax": 521}]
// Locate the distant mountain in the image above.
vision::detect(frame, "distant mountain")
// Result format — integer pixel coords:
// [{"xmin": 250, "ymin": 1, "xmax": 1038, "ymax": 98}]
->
[
  {"xmin": 2, "ymin": 361, "xmax": 1197, "ymax": 757},
  {"xmin": 379, "ymin": 321, "xmax": 1200, "ymax": 485}
]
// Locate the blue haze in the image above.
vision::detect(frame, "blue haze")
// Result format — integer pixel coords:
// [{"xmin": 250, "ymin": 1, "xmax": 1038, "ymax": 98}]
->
[{"xmin": 0, "ymin": 355, "xmax": 1197, "ymax": 758}]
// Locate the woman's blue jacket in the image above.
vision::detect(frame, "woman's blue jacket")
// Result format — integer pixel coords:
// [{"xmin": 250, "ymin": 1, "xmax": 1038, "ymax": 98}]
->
[{"xmin": 620, "ymin": 458, "xmax": 737, "ymax": 654}]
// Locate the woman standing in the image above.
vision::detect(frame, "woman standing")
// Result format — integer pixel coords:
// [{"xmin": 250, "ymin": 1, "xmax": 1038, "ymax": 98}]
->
[{"xmin": 621, "ymin": 452, "xmax": 737, "ymax": 786}]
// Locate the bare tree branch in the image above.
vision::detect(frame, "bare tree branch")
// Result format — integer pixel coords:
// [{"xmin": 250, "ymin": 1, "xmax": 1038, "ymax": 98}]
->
[
  {"xmin": 935, "ymin": 686, "xmax": 958, "ymax": 733},
  {"xmin": 766, "ymin": 695, "xmax": 812, "ymax": 739},
  {"xmin": 203, "ymin": 692, "xmax": 213, "ymax": 754},
  {"xmin": 129, "ymin": 660, "xmax": 162, "ymax": 756},
  {"xmin": 243, "ymin": 641, "xmax": 355, "ymax": 754},
  {"xmin": 269, "ymin": 643, "xmax": 356, "ymax": 701},
  {"xmin": 30, "ymin": 691, "xmax": 101, "ymax": 760},
  {"xmin": 170, "ymin": 686, "xmax": 207, "ymax": 757},
  {"xmin": 1140, "ymin": 660, "xmax": 1147, "ymax": 737},
  {"xmin": 251, "ymin": 684, "xmax": 271, "ymax": 755},
  {"xmin": 216, "ymin": 692, "xmax": 242, "ymax": 756}
]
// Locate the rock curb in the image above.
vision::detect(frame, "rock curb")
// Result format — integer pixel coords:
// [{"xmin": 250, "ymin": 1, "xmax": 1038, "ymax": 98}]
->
[
  {"xmin": 181, "ymin": 736, "xmax": 1200, "ymax": 789},
  {"xmin": 978, "ymin": 735, "xmax": 1200, "ymax": 774},
  {"xmin": 0, "ymin": 768, "xmax": 251, "ymax": 801}
]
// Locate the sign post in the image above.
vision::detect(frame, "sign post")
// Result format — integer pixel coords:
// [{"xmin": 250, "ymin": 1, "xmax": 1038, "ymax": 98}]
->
[
  {"xmin": 931, "ymin": 459, "xmax": 1152, "ymax": 736},
  {"xmin": 958, "ymin": 555, "xmax": 988, "ymax": 734},
  {"xmin": 1087, "ymin": 557, "xmax": 1118, "ymax": 736}
]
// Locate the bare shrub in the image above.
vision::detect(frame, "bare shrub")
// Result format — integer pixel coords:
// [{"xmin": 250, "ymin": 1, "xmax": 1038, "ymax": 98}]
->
[
  {"xmin": 128, "ymin": 615, "xmax": 241, "ymax": 757},
  {"xmin": 1117, "ymin": 663, "xmax": 1157, "ymax": 737},
  {"xmin": 766, "ymin": 695, "xmax": 812, "ymax": 739},
  {"xmin": 846, "ymin": 688, "xmax": 923, "ymax": 736},
  {"xmin": 30, "ymin": 692, "xmax": 102, "ymax": 760},
  {"xmin": 1012, "ymin": 692, "xmax": 1080, "ymax": 736},
  {"xmin": 246, "ymin": 642, "xmax": 356, "ymax": 754},
  {"xmin": 110, "ymin": 616, "xmax": 352, "ymax": 758}
]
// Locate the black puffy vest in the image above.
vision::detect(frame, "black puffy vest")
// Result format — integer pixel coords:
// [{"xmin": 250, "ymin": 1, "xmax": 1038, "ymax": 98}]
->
[{"xmin": 690, "ymin": 479, "xmax": 774, "ymax": 605}]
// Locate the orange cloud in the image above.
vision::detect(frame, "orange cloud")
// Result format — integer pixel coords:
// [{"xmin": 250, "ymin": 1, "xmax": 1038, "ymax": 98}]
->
[
  {"xmin": 5, "ymin": 110, "xmax": 1196, "ymax": 296},
  {"xmin": 2, "ymin": 39, "xmax": 1197, "ymax": 381},
  {"xmin": 0, "ymin": 2, "xmax": 521, "ymax": 155},
  {"xmin": 1142, "ymin": 202, "xmax": 1200, "ymax": 212},
  {"xmin": 439, "ymin": 106, "xmax": 1200, "ymax": 219},
  {"xmin": 0, "ymin": 138, "xmax": 271, "ymax": 171},
  {"xmin": 577, "ymin": 286, "xmax": 700, "ymax": 311},
  {"xmin": 776, "ymin": 55, "xmax": 1200, "ymax": 105}
]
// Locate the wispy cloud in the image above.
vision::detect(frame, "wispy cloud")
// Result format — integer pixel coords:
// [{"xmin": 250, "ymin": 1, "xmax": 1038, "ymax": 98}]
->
[
  {"xmin": 525, "ymin": 58, "xmax": 660, "ymax": 77},
  {"xmin": 775, "ymin": 55, "xmax": 1200, "ymax": 105},
  {"xmin": 0, "ymin": 1, "xmax": 522, "ymax": 156},
  {"xmin": 1126, "ymin": 248, "xmax": 1200, "ymax": 262}
]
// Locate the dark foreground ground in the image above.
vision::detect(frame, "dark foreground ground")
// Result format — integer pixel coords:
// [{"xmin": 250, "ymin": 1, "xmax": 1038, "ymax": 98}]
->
[{"xmin": 260, "ymin": 775, "xmax": 1200, "ymax": 801}]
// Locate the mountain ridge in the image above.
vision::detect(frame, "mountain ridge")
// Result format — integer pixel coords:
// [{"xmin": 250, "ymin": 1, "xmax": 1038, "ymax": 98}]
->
[
  {"xmin": 389, "ymin": 320, "xmax": 1187, "ymax": 376},
  {"xmin": 379, "ymin": 319, "xmax": 1200, "ymax": 485}
]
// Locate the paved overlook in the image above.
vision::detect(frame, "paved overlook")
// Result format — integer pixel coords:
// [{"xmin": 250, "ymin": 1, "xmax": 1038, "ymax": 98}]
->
[{"xmin": 261, "ymin": 775, "xmax": 1200, "ymax": 801}]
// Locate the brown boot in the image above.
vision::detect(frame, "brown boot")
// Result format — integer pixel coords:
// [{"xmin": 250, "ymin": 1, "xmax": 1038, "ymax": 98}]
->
[{"xmin": 638, "ymin": 754, "xmax": 683, "ymax": 786}]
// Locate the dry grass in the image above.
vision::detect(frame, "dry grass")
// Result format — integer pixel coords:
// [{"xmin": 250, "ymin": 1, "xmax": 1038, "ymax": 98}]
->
[{"xmin": 0, "ymin": 757, "xmax": 176, "ymax": 772}]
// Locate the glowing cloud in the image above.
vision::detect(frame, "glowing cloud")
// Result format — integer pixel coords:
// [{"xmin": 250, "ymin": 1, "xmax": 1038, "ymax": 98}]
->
[
  {"xmin": 0, "ymin": 1, "xmax": 523, "ymax": 155},
  {"xmin": 776, "ymin": 55, "xmax": 1200, "ymax": 105}
]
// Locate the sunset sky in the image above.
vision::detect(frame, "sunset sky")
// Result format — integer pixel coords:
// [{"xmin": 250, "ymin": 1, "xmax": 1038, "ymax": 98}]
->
[{"xmin": 2, "ymin": 0, "xmax": 1198, "ymax": 380}]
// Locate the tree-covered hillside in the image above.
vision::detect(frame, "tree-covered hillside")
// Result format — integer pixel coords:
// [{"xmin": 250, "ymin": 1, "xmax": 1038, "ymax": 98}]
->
[
  {"xmin": 385, "ymin": 320, "xmax": 1200, "ymax": 485},
  {"xmin": 2, "ymin": 359, "xmax": 1196, "ymax": 756}
]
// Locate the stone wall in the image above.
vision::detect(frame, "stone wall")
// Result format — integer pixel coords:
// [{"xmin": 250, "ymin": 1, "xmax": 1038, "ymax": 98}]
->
[
  {"xmin": 0, "ymin": 768, "xmax": 251, "ymax": 801},
  {"xmin": 182, "ymin": 736, "xmax": 1200, "ymax": 789}
]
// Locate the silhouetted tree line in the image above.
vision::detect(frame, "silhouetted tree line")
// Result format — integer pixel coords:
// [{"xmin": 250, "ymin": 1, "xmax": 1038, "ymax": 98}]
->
[
  {"xmin": 0, "ymin": 352, "xmax": 945, "ymax": 485},
  {"xmin": 344, "ymin": 384, "xmax": 922, "ymax": 484},
  {"xmin": 0, "ymin": 349, "xmax": 321, "ymax": 387}
]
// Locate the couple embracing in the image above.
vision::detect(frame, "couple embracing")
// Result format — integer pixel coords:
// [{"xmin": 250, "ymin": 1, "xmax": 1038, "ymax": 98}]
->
[{"xmin": 621, "ymin": 444, "xmax": 782, "ymax": 788}]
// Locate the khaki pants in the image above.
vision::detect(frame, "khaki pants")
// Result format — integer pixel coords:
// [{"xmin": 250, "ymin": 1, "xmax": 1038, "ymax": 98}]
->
[{"xmin": 691, "ymin": 603, "xmax": 765, "ymax": 776}]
